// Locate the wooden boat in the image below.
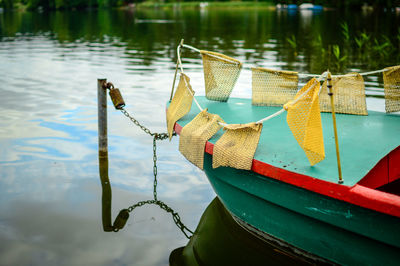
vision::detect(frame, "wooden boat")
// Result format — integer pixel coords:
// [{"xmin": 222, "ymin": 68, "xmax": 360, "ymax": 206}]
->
[
  {"xmin": 169, "ymin": 94, "xmax": 400, "ymax": 265},
  {"xmin": 170, "ymin": 197, "xmax": 316, "ymax": 265},
  {"xmin": 166, "ymin": 43, "xmax": 400, "ymax": 264}
]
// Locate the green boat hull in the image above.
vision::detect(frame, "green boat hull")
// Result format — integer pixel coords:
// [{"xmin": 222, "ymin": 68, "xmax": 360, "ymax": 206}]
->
[
  {"xmin": 202, "ymin": 153, "xmax": 400, "ymax": 265},
  {"xmin": 170, "ymin": 197, "xmax": 317, "ymax": 266}
]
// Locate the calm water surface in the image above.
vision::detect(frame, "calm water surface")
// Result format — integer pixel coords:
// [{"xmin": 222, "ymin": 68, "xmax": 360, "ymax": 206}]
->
[{"xmin": 0, "ymin": 8, "xmax": 399, "ymax": 265}]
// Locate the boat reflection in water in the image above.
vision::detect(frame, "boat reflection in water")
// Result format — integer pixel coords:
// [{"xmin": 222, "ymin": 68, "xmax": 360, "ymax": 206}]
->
[
  {"xmin": 170, "ymin": 197, "xmax": 317, "ymax": 266},
  {"xmin": 100, "ymin": 155, "xmax": 322, "ymax": 265}
]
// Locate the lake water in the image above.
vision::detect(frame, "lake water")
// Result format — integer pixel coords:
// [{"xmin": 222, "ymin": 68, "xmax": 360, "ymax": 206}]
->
[{"xmin": 0, "ymin": 7, "xmax": 399, "ymax": 265}]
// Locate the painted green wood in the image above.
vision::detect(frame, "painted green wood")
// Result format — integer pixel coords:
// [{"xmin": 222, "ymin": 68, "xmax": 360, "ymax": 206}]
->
[
  {"xmin": 203, "ymin": 154, "xmax": 400, "ymax": 265},
  {"xmin": 170, "ymin": 197, "xmax": 315, "ymax": 266},
  {"xmin": 175, "ymin": 97, "xmax": 400, "ymax": 186}
]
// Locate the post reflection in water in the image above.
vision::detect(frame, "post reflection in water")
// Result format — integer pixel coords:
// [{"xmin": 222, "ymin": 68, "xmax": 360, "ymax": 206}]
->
[
  {"xmin": 98, "ymin": 142, "xmax": 194, "ymax": 237},
  {"xmin": 100, "ymin": 152, "xmax": 310, "ymax": 265},
  {"xmin": 99, "ymin": 156, "xmax": 113, "ymax": 232}
]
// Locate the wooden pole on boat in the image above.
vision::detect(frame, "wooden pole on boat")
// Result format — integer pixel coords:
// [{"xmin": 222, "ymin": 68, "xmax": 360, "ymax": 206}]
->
[
  {"xmin": 327, "ymin": 72, "xmax": 343, "ymax": 184},
  {"xmin": 170, "ymin": 39, "xmax": 184, "ymax": 100},
  {"xmin": 98, "ymin": 79, "xmax": 108, "ymax": 158}
]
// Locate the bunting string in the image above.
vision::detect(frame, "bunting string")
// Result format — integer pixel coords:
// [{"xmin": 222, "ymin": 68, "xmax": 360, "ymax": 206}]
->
[
  {"xmin": 171, "ymin": 42, "xmax": 399, "ymax": 168},
  {"xmin": 174, "ymin": 42, "xmax": 398, "ymax": 127},
  {"xmin": 180, "ymin": 43, "xmax": 389, "ymax": 78}
]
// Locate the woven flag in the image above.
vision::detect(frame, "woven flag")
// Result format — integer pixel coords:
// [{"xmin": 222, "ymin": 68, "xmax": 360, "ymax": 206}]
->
[
  {"xmin": 319, "ymin": 73, "xmax": 367, "ymax": 115},
  {"xmin": 179, "ymin": 109, "xmax": 224, "ymax": 169},
  {"xmin": 201, "ymin": 50, "xmax": 242, "ymax": 102},
  {"xmin": 284, "ymin": 78, "xmax": 325, "ymax": 166},
  {"xmin": 383, "ymin": 65, "xmax": 400, "ymax": 113},
  {"xmin": 252, "ymin": 67, "xmax": 299, "ymax": 106},
  {"xmin": 213, "ymin": 123, "xmax": 263, "ymax": 170},
  {"xmin": 166, "ymin": 74, "xmax": 194, "ymax": 140}
]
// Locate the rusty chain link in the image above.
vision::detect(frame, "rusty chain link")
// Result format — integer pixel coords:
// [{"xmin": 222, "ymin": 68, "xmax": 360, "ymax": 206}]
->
[
  {"xmin": 119, "ymin": 108, "xmax": 171, "ymax": 140},
  {"xmin": 106, "ymin": 84, "xmax": 191, "ymax": 239},
  {"xmin": 116, "ymin": 198, "xmax": 194, "ymax": 239}
]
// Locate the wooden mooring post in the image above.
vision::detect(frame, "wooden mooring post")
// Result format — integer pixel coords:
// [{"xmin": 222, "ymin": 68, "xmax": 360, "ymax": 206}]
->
[
  {"xmin": 98, "ymin": 79, "xmax": 108, "ymax": 158},
  {"xmin": 97, "ymin": 78, "xmax": 113, "ymax": 231}
]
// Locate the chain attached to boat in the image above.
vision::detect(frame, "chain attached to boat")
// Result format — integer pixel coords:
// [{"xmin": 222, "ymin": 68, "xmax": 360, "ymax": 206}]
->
[
  {"xmin": 119, "ymin": 108, "xmax": 171, "ymax": 140},
  {"xmin": 103, "ymin": 82, "xmax": 191, "ymax": 238}
]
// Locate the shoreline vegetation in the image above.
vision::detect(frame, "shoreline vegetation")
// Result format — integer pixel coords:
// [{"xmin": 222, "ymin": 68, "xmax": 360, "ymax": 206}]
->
[{"xmin": 1, "ymin": 1, "xmax": 400, "ymax": 12}]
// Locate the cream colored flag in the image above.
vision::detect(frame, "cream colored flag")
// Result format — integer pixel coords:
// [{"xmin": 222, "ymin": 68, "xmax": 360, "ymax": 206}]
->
[
  {"xmin": 383, "ymin": 65, "xmax": 400, "ymax": 113},
  {"xmin": 252, "ymin": 67, "xmax": 299, "ymax": 106},
  {"xmin": 166, "ymin": 74, "xmax": 194, "ymax": 140},
  {"xmin": 201, "ymin": 50, "xmax": 242, "ymax": 102},
  {"xmin": 179, "ymin": 109, "xmax": 224, "ymax": 169},
  {"xmin": 213, "ymin": 123, "xmax": 263, "ymax": 170},
  {"xmin": 319, "ymin": 73, "xmax": 367, "ymax": 115}
]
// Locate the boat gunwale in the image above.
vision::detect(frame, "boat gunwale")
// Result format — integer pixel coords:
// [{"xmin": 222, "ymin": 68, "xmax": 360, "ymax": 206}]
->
[{"xmin": 174, "ymin": 122, "xmax": 400, "ymax": 218}]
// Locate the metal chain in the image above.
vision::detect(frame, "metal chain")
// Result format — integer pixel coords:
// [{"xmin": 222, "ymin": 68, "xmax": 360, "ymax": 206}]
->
[
  {"xmin": 112, "ymin": 136, "xmax": 193, "ymax": 238},
  {"xmin": 111, "ymin": 105, "xmax": 191, "ymax": 239},
  {"xmin": 120, "ymin": 108, "xmax": 170, "ymax": 140},
  {"xmin": 153, "ymin": 136, "xmax": 158, "ymax": 201},
  {"xmin": 120, "ymin": 199, "xmax": 194, "ymax": 238}
]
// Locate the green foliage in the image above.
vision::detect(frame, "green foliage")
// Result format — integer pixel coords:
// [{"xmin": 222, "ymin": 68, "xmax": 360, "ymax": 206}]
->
[
  {"xmin": 275, "ymin": 0, "xmax": 396, "ymax": 9},
  {"xmin": 1, "ymin": 0, "xmax": 398, "ymax": 10},
  {"xmin": 0, "ymin": 0, "xmax": 14, "ymax": 9},
  {"xmin": 354, "ymin": 31, "xmax": 370, "ymax": 50},
  {"xmin": 313, "ymin": 34, "xmax": 326, "ymax": 55},
  {"xmin": 341, "ymin": 22, "xmax": 350, "ymax": 42},
  {"xmin": 26, "ymin": 0, "xmax": 54, "ymax": 10},
  {"xmin": 332, "ymin": 44, "xmax": 347, "ymax": 71},
  {"xmin": 286, "ymin": 34, "xmax": 297, "ymax": 56},
  {"xmin": 17, "ymin": 0, "xmax": 119, "ymax": 10}
]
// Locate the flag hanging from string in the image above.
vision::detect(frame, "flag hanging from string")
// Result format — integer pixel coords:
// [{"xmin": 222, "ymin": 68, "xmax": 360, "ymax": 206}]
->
[
  {"xmin": 201, "ymin": 50, "xmax": 242, "ymax": 102},
  {"xmin": 166, "ymin": 74, "xmax": 194, "ymax": 140},
  {"xmin": 213, "ymin": 123, "xmax": 263, "ymax": 170},
  {"xmin": 319, "ymin": 73, "xmax": 368, "ymax": 115},
  {"xmin": 284, "ymin": 78, "xmax": 325, "ymax": 166},
  {"xmin": 179, "ymin": 109, "xmax": 224, "ymax": 169},
  {"xmin": 252, "ymin": 67, "xmax": 299, "ymax": 106},
  {"xmin": 383, "ymin": 65, "xmax": 400, "ymax": 113}
]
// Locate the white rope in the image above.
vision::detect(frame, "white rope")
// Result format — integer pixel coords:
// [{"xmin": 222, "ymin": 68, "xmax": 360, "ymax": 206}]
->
[
  {"xmin": 177, "ymin": 43, "xmax": 184, "ymax": 74},
  {"xmin": 205, "ymin": 52, "xmax": 240, "ymax": 65},
  {"xmin": 256, "ymin": 108, "xmax": 286, "ymax": 124},
  {"xmin": 176, "ymin": 41, "xmax": 393, "ymax": 128},
  {"xmin": 175, "ymin": 43, "xmax": 204, "ymax": 112},
  {"xmin": 182, "ymin": 44, "xmax": 200, "ymax": 53},
  {"xmin": 333, "ymin": 68, "xmax": 388, "ymax": 78},
  {"xmin": 255, "ymin": 71, "xmax": 327, "ymax": 124},
  {"xmin": 180, "ymin": 43, "xmax": 389, "ymax": 78},
  {"xmin": 359, "ymin": 68, "xmax": 388, "ymax": 76},
  {"xmin": 182, "ymin": 43, "xmax": 240, "ymax": 65},
  {"xmin": 180, "ymin": 73, "xmax": 203, "ymax": 112},
  {"xmin": 299, "ymin": 73, "xmax": 320, "ymax": 78}
]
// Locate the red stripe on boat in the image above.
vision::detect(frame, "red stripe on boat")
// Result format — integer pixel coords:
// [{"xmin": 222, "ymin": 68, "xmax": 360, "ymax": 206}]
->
[{"xmin": 174, "ymin": 122, "xmax": 400, "ymax": 218}]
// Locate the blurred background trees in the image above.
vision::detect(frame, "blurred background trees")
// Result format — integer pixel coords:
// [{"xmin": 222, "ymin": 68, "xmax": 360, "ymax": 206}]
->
[{"xmin": 1, "ymin": 0, "xmax": 399, "ymax": 12}]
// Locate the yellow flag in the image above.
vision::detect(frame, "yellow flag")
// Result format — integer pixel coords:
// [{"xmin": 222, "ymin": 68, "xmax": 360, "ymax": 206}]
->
[
  {"xmin": 201, "ymin": 50, "xmax": 242, "ymax": 102},
  {"xmin": 284, "ymin": 78, "xmax": 325, "ymax": 166},
  {"xmin": 213, "ymin": 123, "xmax": 263, "ymax": 170},
  {"xmin": 319, "ymin": 73, "xmax": 367, "ymax": 115},
  {"xmin": 383, "ymin": 65, "xmax": 400, "ymax": 113},
  {"xmin": 166, "ymin": 74, "xmax": 194, "ymax": 140},
  {"xmin": 252, "ymin": 67, "xmax": 299, "ymax": 106},
  {"xmin": 179, "ymin": 109, "xmax": 224, "ymax": 169}
]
